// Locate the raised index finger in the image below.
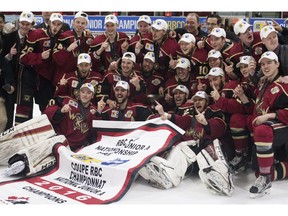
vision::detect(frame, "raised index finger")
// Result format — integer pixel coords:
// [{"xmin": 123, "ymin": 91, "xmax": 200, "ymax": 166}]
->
[
  {"xmin": 211, "ymin": 82, "xmax": 217, "ymax": 90},
  {"xmin": 194, "ymin": 105, "xmax": 200, "ymax": 114}
]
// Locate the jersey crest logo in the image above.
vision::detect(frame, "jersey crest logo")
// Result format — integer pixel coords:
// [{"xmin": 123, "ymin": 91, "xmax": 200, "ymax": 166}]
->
[
  {"xmin": 125, "ymin": 110, "xmax": 133, "ymax": 118},
  {"xmin": 43, "ymin": 40, "xmax": 51, "ymax": 48},
  {"xmin": 111, "ymin": 110, "xmax": 119, "ymax": 118},
  {"xmin": 255, "ymin": 47, "xmax": 263, "ymax": 55},
  {"xmin": 145, "ymin": 43, "xmax": 154, "ymax": 51},
  {"xmin": 68, "ymin": 99, "xmax": 78, "ymax": 108},
  {"xmin": 113, "ymin": 75, "xmax": 121, "ymax": 81},
  {"xmin": 270, "ymin": 86, "xmax": 279, "ymax": 94},
  {"xmin": 72, "ymin": 80, "xmax": 79, "ymax": 88},
  {"xmin": 151, "ymin": 78, "xmax": 161, "ymax": 86}
]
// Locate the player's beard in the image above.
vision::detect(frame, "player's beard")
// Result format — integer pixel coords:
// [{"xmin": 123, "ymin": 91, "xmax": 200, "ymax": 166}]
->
[{"xmin": 79, "ymin": 70, "xmax": 89, "ymax": 78}]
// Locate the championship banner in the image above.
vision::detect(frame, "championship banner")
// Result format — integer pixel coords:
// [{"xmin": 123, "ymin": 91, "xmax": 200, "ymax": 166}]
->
[{"xmin": 0, "ymin": 118, "xmax": 184, "ymax": 204}]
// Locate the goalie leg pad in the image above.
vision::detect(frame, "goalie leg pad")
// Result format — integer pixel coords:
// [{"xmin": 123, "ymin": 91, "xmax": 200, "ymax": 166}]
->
[
  {"xmin": 6, "ymin": 135, "xmax": 67, "ymax": 176},
  {"xmin": 197, "ymin": 149, "xmax": 234, "ymax": 196},
  {"xmin": 145, "ymin": 156, "xmax": 177, "ymax": 189},
  {"xmin": 0, "ymin": 114, "xmax": 56, "ymax": 164},
  {"xmin": 139, "ymin": 142, "xmax": 196, "ymax": 189}
]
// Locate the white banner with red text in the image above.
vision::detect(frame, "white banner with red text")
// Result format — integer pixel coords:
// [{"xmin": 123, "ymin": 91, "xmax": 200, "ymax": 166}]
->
[{"xmin": 0, "ymin": 118, "xmax": 184, "ymax": 204}]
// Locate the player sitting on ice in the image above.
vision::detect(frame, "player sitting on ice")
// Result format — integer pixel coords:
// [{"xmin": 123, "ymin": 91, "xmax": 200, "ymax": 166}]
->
[{"xmin": 138, "ymin": 91, "xmax": 234, "ymax": 196}]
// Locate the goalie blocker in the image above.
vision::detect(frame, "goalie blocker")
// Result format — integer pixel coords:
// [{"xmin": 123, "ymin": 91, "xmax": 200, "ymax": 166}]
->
[{"xmin": 139, "ymin": 139, "xmax": 234, "ymax": 196}]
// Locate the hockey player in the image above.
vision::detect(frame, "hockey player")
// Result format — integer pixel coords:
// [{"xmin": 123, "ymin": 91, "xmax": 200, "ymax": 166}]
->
[
  {"xmin": 139, "ymin": 52, "xmax": 164, "ymax": 106},
  {"xmin": 44, "ymin": 83, "xmax": 97, "ymax": 152},
  {"xmin": 130, "ymin": 15, "xmax": 152, "ymax": 68},
  {"xmin": 53, "ymin": 11, "xmax": 93, "ymax": 84},
  {"xmin": 17, "ymin": 13, "xmax": 64, "ymax": 125},
  {"xmin": 226, "ymin": 20, "xmax": 265, "ymax": 79},
  {"xmin": 96, "ymin": 80, "xmax": 154, "ymax": 121},
  {"xmin": 135, "ymin": 19, "xmax": 178, "ymax": 80},
  {"xmin": 174, "ymin": 33, "xmax": 210, "ymax": 93},
  {"xmin": 54, "ymin": 53, "xmax": 103, "ymax": 103},
  {"xmin": 232, "ymin": 51, "xmax": 288, "ymax": 198},
  {"xmin": 100, "ymin": 52, "xmax": 146, "ymax": 108},
  {"xmin": 138, "ymin": 91, "xmax": 234, "ymax": 196},
  {"xmin": 89, "ymin": 14, "xmax": 130, "ymax": 73},
  {"xmin": 164, "ymin": 57, "xmax": 198, "ymax": 112}
]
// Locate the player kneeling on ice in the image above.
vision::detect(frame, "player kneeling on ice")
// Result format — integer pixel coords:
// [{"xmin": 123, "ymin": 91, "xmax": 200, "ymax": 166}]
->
[
  {"xmin": 139, "ymin": 91, "xmax": 234, "ymax": 196},
  {"xmin": 0, "ymin": 114, "xmax": 68, "ymax": 177}
]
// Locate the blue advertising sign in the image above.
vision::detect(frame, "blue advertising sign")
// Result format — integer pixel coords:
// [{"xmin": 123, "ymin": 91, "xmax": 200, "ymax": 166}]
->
[{"xmin": 35, "ymin": 15, "xmax": 207, "ymax": 34}]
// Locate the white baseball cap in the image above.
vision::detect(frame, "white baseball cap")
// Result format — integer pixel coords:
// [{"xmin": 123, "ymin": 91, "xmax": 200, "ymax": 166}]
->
[
  {"xmin": 207, "ymin": 49, "xmax": 222, "ymax": 60},
  {"xmin": 179, "ymin": 33, "xmax": 196, "ymax": 44},
  {"xmin": 151, "ymin": 19, "xmax": 168, "ymax": 31},
  {"xmin": 258, "ymin": 51, "xmax": 278, "ymax": 63},
  {"xmin": 137, "ymin": 15, "xmax": 152, "ymax": 25},
  {"xmin": 205, "ymin": 67, "xmax": 224, "ymax": 79},
  {"xmin": 260, "ymin": 25, "xmax": 277, "ymax": 40},
  {"xmin": 49, "ymin": 13, "xmax": 63, "ymax": 23},
  {"xmin": 114, "ymin": 80, "xmax": 130, "ymax": 90},
  {"xmin": 144, "ymin": 52, "xmax": 155, "ymax": 63},
  {"xmin": 236, "ymin": 55, "xmax": 253, "ymax": 68},
  {"xmin": 77, "ymin": 53, "xmax": 91, "ymax": 64},
  {"xmin": 175, "ymin": 58, "xmax": 191, "ymax": 69},
  {"xmin": 233, "ymin": 20, "xmax": 251, "ymax": 35},
  {"xmin": 209, "ymin": 27, "xmax": 226, "ymax": 38},
  {"xmin": 105, "ymin": 14, "xmax": 118, "ymax": 25},
  {"xmin": 74, "ymin": 11, "xmax": 89, "ymax": 24},
  {"xmin": 192, "ymin": 91, "xmax": 209, "ymax": 101},
  {"xmin": 172, "ymin": 85, "xmax": 189, "ymax": 95},
  {"xmin": 19, "ymin": 11, "xmax": 34, "ymax": 23},
  {"xmin": 80, "ymin": 83, "xmax": 94, "ymax": 93},
  {"xmin": 122, "ymin": 52, "xmax": 136, "ymax": 64}
]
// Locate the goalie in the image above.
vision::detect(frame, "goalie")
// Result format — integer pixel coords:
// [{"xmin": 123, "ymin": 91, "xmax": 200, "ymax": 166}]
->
[{"xmin": 139, "ymin": 91, "xmax": 234, "ymax": 196}]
